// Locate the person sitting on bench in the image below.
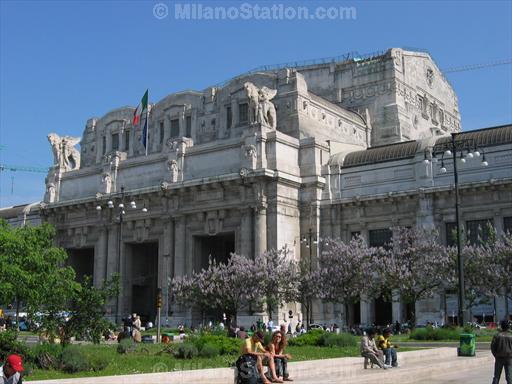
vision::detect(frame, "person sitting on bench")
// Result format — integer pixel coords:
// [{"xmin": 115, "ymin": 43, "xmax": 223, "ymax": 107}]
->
[
  {"xmin": 360, "ymin": 328, "xmax": 389, "ymax": 369},
  {"xmin": 241, "ymin": 331, "xmax": 283, "ymax": 383},
  {"xmin": 377, "ymin": 328, "xmax": 399, "ymax": 367}
]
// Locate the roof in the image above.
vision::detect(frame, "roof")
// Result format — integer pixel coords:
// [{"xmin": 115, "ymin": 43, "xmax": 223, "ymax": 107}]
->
[
  {"xmin": 331, "ymin": 124, "xmax": 512, "ymax": 168},
  {"xmin": 0, "ymin": 202, "xmax": 41, "ymax": 220},
  {"xmin": 434, "ymin": 124, "xmax": 512, "ymax": 150},
  {"xmin": 339, "ymin": 141, "xmax": 420, "ymax": 168}
]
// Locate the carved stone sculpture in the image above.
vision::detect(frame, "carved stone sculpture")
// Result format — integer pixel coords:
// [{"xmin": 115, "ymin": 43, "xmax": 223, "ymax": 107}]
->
[
  {"xmin": 47, "ymin": 133, "xmax": 81, "ymax": 170},
  {"xmin": 45, "ymin": 183, "xmax": 56, "ymax": 203},
  {"xmin": 244, "ymin": 82, "xmax": 277, "ymax": 129},
  {"xmin": 244, "ymin": 144, "xmax": 257, "ymax": 159},
  {"xmin": 101, "ymin": 172, "xmax": 113, "ymax": 194},
  {"xmin": 167, "ymin": 159, "xmax": 179, "ymax": 183}
]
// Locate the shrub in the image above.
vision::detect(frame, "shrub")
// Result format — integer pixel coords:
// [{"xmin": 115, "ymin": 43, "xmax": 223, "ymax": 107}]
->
[
  {"xmin": 31, "ymin": 343, "xmax": 63, "ymax": 369},
  {"xmin": 199, "ymin": 343, "xmax": 221, "ymax": 358},
  {"xmin": 0, "ymin": 330, "xmax": 29, "ymax": 361},
  {"xmin": 88, "ymin": 354, "xmax": 110, "ymax": 372},
  {"xmin": 190, "ymin": 335, "xmax": 241, "ymax": 355},
  {"xmin": 174, "ymin": 343, "xmax": 198, "ymax": 359},
  {"xmin": 409, "ymin": 326, "xmax": 462, "ymax": 341},
  {"xmin": 288, "ymin": 329, "xmax": 325, "ymax": 347},
  {"xmin": 117, "ymin": 338, "xmax": 136, "ymax": 354},
  {"xmin": 319, "ymin": 333, "xmax": 357, "ymax": 348},
  {"xmin": 61, "ymin": 345, "xmax": 90, "ymax": 373}
]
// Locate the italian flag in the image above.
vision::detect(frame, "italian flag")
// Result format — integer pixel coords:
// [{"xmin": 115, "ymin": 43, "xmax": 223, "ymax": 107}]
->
[{"xmin": 133, "ymin": 89, "xmax": 148, "ymax": 126}]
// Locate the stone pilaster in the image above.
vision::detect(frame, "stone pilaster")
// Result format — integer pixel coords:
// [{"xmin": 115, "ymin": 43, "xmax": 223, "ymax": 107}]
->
[
  {"xmin": 254, "ymin": 206, "xmax": 267, "ymax": 258},
  {"xmin": 240, "ymin": 208, "xmax": 253, "ymax": 258},
  {"xmin": 174, "ymin": 216, "xmax": 186, "ymax": 277},
  {"xmin": 392, "ymin": 290, "xmax": 403, "ymax": 324},
  {"xmin": 93, "ymin": 227, "xmax": 108, "ymax": 288},
  {"xmin": 360, "ymin": 294, "xmax": 374, "ymax": 325}
]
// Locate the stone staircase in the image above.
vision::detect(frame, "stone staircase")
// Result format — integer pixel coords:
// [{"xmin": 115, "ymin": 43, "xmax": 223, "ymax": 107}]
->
[{"xmin": 30, "ymin": 348, "xmax": 492, "ymax": 384}]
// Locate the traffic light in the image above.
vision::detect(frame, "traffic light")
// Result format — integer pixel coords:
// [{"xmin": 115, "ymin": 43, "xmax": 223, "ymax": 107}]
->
[{"xmin": 156, "ymin": 288, "xmax": 162, "ymax": 308}]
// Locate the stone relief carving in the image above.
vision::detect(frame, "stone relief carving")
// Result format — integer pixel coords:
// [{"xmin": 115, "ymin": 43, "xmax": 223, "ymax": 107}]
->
[
  {"xmin": 426, "ymin": 67, "xmax": 435, "ymax": 87},
  {"xmin": 47, "ymin": 133, "xmax": 81, "ymax": 170},
  {"xmin": 244, "ymin": 82, "xmax": 277, "ymax": 129}
]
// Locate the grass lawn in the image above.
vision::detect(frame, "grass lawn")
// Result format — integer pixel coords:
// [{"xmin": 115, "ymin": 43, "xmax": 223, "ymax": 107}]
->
[
  {"xmin": 23, "ymin": 343, "xmax": 419, "ymax": 381},
  {"xmin": 392, "ymin": 330, "xmax": 493, "ymax": 343}
]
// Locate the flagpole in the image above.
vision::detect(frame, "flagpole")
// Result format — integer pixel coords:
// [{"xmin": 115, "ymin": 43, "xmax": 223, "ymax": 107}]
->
[{"xmin": 145, "ymin": 90, "xmax": 149, "ymax": 156}]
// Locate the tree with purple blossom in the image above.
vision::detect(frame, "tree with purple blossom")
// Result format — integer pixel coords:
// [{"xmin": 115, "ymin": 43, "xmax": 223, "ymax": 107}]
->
[
  {"xmin": 254, "ymin": 246, "xmax": 298, "ymax": 320},
  {"xmin": 382, "ymin": 226, "xmax": 454, "ymax": 325}
]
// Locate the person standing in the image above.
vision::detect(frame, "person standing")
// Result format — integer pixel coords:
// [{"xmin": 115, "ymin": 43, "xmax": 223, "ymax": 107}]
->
[
  {"xmin": 491, "ymin": 320, "xmax": 512, "ymax": 384},
  {"xmin": 1, "ymin": 354, "xmax": 24, "ymax": 384}
]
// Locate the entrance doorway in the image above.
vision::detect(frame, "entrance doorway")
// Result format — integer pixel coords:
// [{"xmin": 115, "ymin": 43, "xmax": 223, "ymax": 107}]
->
[
  {"xmin": 374, "ymin": 296, "xmax": 393, "ymax": 326},
  {"xmin": 67, "ymin": 248, "xmax": 94, "ymax": 283},
  {"xmin": 193, "ymin": 233, "xmax": 235, "ymax": 324},
  {"xmin": 129, "ymin": 242, "xmax": 158, "ymax": 324},
  {"xmin": 194, "ymin": 232, "xmax": 235, "ymax": 270}
]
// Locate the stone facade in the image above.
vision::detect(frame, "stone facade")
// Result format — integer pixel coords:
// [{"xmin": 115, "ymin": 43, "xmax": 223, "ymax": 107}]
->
[{"xmin": 11, "ymin": 47, "xmax": 507, "ymax": 327}]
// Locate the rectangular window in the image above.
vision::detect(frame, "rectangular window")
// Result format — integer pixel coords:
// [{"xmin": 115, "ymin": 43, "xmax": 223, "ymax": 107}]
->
[
  {"xmin": 170, "ymin": 119, "xmax": 180, "ymax": 138},
  {"xmin": 111, "ymin": 133, "xmax": 119, "ymax": 151},
  {"xmin": 239, "ymin": 103, "xmax": 249, "ymax": 124},
  {"xmin": 504, "ymin": 217, "xmax": 512, "ymax": 234},
  {"xmin": 445, "ymin": 222, "xmax": 457, "ymax": 247},
  {"xmin": 185, "ymin": 116, "xmax": 192, "ymax": 137},
  {"xmin": 226, "ymin": 106, "xmax": 232, "ymax": 128},
  {"xmin": 124, "ymin": 130, "xmax": 130, "ymax": 151},
  {"xmin": 466, "ymin": 219, "xmax": 493, "ymax": 245},
  {"xmin": 102, "ymin": 136, "xmax": 106, "ymax": 155},
  {"xmin": 159, "ymin": 121, "xmax": 164, "ymax": 144},
  {"xmin": 369, "ymin": 228, "xmax": 392, "ymax": 248}
]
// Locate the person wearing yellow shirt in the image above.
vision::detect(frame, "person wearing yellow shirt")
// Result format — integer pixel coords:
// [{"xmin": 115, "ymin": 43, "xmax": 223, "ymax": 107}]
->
[
  {"xmin": 240, "ymin": 331, "xmax": 283, "ymax": 384},
  {"xmin": 377, "ymin": 328, "xmax": 399, "ymax": 367}
]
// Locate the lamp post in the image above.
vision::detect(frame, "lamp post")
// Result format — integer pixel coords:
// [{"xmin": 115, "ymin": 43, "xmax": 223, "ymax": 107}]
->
[
  {"xmin": 96, "ymin": 186, "xmax": 148, "ymax": 324},
  {"xmin": 301, "ymin": 228, "xmax": 317, "ymax": 328},
  {"xmin": 425, "ymin": 133, "xmax": 488, "ymax": 326}
]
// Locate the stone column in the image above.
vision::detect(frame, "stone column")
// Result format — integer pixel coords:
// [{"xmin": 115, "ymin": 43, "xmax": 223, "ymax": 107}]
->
[
  {"xmin": 392, "ymin": 290, "xmax": 403, "ymax": 324},
  {"xmin": 104, "ymin": 224, "xmax": 119, "ymax": 322},
  {"xmin": 254, "ymin": 206, "xmax": 267, "ymax": 258},
  {"xmin": 162, "ymin": 220, "xmax": 174, "ymax": 326},
  {"xmin": 174, "ymin": 216, "xmax": 186, "ymax": 277},
  {"xmin": 106, "ymin": 224, "xmax": 119, "ymax": 278},
  {"xmin": 179, "ymin": 109, "xmax": 185, "ymax": 137},
  {"xmin": 240, "ymin": 208, "xmax": 253, "ymax": 258},
  {"xmin": 93, "ymin": 227, "xmax": 108, "ymax": 288},
  {"xmin": 360, "ymin": 294, "xmax": 374, "ymax": 326}
]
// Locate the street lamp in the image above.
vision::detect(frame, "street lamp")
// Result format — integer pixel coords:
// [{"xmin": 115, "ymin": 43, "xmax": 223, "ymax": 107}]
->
[
  {"xmin": 301, "ymin": 228, "xmax": 317, "ymax": 328},
  {"xmin": 425, "ymin": 133, "xmax": 488, "ymax": 326},
  {"xmin": 96, "ymin": 186, "xmax": 148, "ymax": 324}
]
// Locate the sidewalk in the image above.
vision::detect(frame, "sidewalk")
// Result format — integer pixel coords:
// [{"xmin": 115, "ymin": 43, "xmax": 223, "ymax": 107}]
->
[{"xmin": 29, "ymin": 348, "xmax": 492, "ymax": 384}]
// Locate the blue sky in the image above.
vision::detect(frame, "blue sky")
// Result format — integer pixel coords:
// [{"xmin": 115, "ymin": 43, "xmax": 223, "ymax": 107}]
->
[{"xmin": 1, "ymin": 0, "xmax": 511, "ymax": 207}]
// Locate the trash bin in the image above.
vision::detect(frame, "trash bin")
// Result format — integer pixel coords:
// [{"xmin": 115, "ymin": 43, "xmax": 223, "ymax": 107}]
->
[
  {"xmin": 458, "ymin": 333, "xmax": 476, "ymax": 356},
  {"xmin": 162, "ymin": 332, "xmax": 174, "ymax": 344},
  {"xmin": 142, "ymin": 335, "xmax": 155, "ymax": 344}
]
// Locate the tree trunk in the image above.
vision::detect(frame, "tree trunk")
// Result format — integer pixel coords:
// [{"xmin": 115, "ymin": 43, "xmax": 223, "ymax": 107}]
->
[
  {"xmin": 409, "ymin": 300, "xmax": 416, "ymax": 327},
  {"xmin": 506, "ymin": 292, "xmax": 510, "ymax": 321},
  {"xmin": 15, "ymin": 295, "xmax": 20, "ymax": 332}
]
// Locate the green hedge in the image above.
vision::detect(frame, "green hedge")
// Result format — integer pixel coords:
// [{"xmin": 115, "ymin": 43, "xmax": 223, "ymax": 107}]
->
[
  {"xmin": 287, "ymin": 330, "xmax": 355, "ymax": 348},
  {"xmin": 189, "ymin": 334, "xmax": 242, "ymax": 355},
  {"xmin": 409, "ymin": 327, "xmax": 463, "ymax": 341}
]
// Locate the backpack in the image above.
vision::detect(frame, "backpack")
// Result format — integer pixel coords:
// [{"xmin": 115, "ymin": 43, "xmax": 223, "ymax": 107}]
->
[{"xmin": 235, "ymin": 355, "xmax": 263, "ymax": 384}]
